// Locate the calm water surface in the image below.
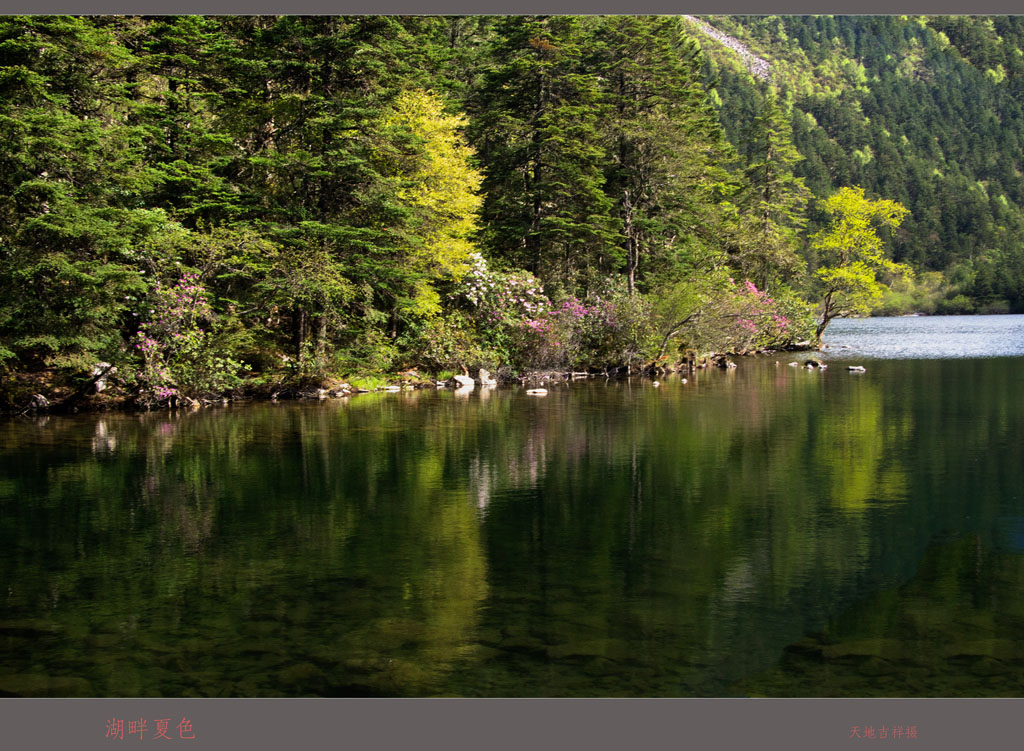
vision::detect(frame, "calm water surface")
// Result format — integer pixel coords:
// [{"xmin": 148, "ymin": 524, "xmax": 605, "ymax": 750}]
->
[
  {"xmin": 2, "ymin": 317, "xmax": 1024, "ymax": 697},
  {"xmin": 823, "ymin": 314, "xmax": 1024, "ymax": 359}
]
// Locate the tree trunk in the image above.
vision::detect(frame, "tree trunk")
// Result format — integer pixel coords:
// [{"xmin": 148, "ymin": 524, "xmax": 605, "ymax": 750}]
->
[
  {"xmin": 293, "ymin": 307, "xmax": 307, "ymax": 358},
  {"xmin": 317, "ymin": 315, "xmax": 328, "ymax": 358},
  {"xmin": 655, "ymin": 312, "xmax": 701, "ymax": 362},
  {"xmin": 815, "ymin": 290, "xmax": 836, "ymax": 346},
  {"xmin": 624, "ymin": 189, "xmax": 636, "ymax": 295}
]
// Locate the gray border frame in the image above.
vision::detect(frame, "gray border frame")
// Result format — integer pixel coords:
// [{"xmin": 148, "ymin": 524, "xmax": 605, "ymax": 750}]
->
[
  {"xmin": 3, "ymin": 3, "xmax": 1024, "ymax": 749},
  {"xmin": 1, "ymin": 697, "xmax": 1024, "ymax": 749},
  {"xmin": 2, "ymin": 1, "xmax": 1022, "ymax": 14}
]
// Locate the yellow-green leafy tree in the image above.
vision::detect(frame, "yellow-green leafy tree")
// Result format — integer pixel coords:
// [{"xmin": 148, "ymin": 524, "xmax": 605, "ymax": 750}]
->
[
  {"xmin": 383, "ymin": 90, "xmax": 483, "ymax": 325},
  {"xmin": 813, "ymin": 186, "xmax": 911, "ymax": 344}
]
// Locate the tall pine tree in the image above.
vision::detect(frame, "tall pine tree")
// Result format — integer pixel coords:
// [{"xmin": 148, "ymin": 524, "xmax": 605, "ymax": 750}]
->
[
  {"xmin": 590, "ymin": 16, "xmax": 740, "ymax": 294},
  {"xmin": 470, "ymin": 16, "xmax": 617, "ymax": 296},
  {"xmin": 735, "ymin": 92, "xmax": 811, "ymax": 289}
]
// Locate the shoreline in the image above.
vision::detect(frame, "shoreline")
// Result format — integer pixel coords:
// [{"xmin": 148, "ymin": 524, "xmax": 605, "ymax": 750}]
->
[{"xmin": 2, "ymin": 345, "xmax": 817, "ymax": 418}]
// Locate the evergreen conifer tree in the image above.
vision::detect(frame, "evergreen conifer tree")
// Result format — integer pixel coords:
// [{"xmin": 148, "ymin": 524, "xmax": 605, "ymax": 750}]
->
[{"xmin": 470, "ymin": 15, "xmax": 617, "ymax": 296}]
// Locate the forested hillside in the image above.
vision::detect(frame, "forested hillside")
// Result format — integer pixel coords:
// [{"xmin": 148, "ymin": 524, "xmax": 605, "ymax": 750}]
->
[
  {"xmin": 1, "ymin": 15, "xmax": 1021, "ymax": 409},
  {"xmin": 695, "ymin": 15, "xmax": 1024, "ymax": 315}
]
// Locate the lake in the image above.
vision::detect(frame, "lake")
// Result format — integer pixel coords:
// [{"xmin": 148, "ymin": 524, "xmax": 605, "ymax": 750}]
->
[{"xmin": 2, "ymin": 316, "xmax": 1023, "ymax": 697}]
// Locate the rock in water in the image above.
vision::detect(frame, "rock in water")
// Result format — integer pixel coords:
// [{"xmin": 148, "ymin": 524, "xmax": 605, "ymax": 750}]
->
[
  {"xmin": 848, "ymin": 365, "xmax": 866, "ymax": 372},
  {"xmin": 452, "ymin": 375, "xmax": 475, "ymax": 388},
  {"xmin": 526, "ymin": 388, "xmax": 548, "ymax": 396},
  {"xmin": 478, "ymin": 369, "xmax": 497, "ymax": 386}
]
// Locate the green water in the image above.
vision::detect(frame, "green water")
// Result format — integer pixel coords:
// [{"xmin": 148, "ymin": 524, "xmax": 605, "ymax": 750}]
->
[{"xmin": 2, "ymin": 353, "xmax": 1023, "ymax": 696}]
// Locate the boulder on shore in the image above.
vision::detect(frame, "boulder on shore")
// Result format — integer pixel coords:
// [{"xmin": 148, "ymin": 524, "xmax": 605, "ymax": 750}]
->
[{"xmin": 92, "ymin": 362, "xmax": 116, "ymax": 392}]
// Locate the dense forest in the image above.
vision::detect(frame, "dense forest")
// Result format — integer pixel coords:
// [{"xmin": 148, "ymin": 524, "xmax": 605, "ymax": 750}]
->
[
  {"xmin": 700, "ymin": 15, "xmax": 1024, "ymax": 315},
  {"xmin": 1, "ymin": 15, "xmax": 1022, "ymax": 409}
]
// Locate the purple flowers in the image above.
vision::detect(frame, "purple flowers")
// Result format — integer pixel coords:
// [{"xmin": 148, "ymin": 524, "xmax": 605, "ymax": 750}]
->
[
  {"xmin": 729, "ymin": 279, "xmax": 791, "ymax": 345},
  {"xmin": 131, "ymin": 272, "xmax": 247, "ymax": 403}
]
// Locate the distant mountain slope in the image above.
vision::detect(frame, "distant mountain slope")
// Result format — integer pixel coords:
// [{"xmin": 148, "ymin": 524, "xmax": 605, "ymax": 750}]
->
[
  {"xmin": 682, "ymin": 16, "xmax": 771, "ymax": 81},
  {"xmin": 698, "ymin": 15, "xmax": 1024, "ymax": 312}
]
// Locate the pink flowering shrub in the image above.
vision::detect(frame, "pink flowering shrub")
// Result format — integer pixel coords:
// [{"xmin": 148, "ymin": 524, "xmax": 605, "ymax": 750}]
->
[
  {"xmin": 450, "ymin": 252, "xmax": 553, "ymax": 367},
  {"xmin": 130, "ymin": 272, "xmax": 249, "ymax": 402},
  {"xmin": 730, "ymin": 280, "xmax": 791, "ymax": 350},
  {"xmin": 676, "ymin": 278, "xmax": 814, "ymax": 356},
  {"xmin": 440, "ymin": 254, "xmax": 811, "ymax": 372},
  {"xmin": 451, "ymin": 255, "xmax": 656, "ymax": 371},
  {"xmin": 516, "ymin": 294, "xmax": 646, "ymax": 369},
  {"xmin": 577, "ymin": 289, "xmax": 656, "ymax": 368},
  {"xmin": 736, "ymin": 280, "xmax": 816, "ymax": 349}
]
